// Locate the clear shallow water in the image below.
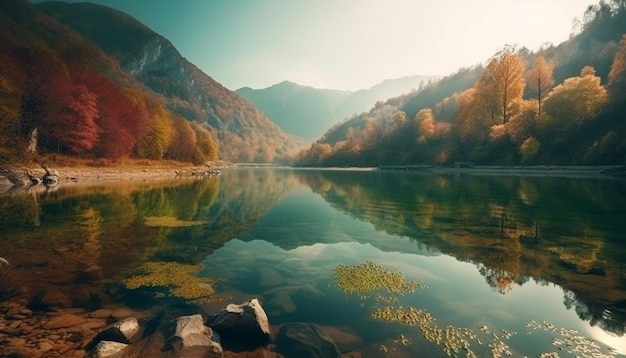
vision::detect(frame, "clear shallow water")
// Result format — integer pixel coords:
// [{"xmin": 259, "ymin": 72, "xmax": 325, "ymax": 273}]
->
[{"xmin": 1, "ymin": 168, "xmax": 625, "ymax": 357}]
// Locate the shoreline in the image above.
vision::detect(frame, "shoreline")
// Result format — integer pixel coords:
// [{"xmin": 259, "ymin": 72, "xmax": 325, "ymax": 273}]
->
[
  {"xmin": 376, "ymin": 164, "xmax": 626, "ymax": 178},
  {"xmin": 2, "ymin": 164, "xmax": 624, "ymax": 190},
  {"xmin": 0, "ymin": 161, "xmax": 229, "ymax": 190}
]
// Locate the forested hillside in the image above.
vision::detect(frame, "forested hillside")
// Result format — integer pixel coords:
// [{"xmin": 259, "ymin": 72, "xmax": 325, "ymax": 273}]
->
[
  {"xmin": 296, "ymin": 0, "xmax": 626, "ymax": 167},
  {"xmin": 0, "ymin": 0, "xmax": 304, "ymax": 165}
]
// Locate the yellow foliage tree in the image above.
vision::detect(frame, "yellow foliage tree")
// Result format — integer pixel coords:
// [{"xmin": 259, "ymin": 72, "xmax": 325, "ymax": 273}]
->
[
  {"xmin": 506, "ymin": 100, "xmax": 539, "ymax": 144},
  {"xmin": 520, "ymin": 136, "xmax": 540, "ymax": 163},
  {"xmin": 135, "ymin": 98, "xmax": 175, "ymax": 159},
  {"xmin": 192, "ymin": 123, "xmax": 219, "ymax": 163},
  {"xmin": 543, "ymin": 66, "xmax": 609, "ymax": 125}
]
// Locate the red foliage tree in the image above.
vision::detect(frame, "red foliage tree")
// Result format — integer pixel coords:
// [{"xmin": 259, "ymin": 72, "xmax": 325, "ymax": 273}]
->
[
  {"xmin": 40, "ymin": 81, "xmax": 100, "ymax": 154},
  {"xmin": 69, "ymin": 64, "xmax": 149, "ymax": 158}
]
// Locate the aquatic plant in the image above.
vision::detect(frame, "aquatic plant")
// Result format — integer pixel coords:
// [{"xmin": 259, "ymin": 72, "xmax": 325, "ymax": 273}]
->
[
  {"xmin": 331, "ymin": 261, "xmax": 423, "ymax": 295},
  {"xmin": 123, "ymin": 261, "xmax": 214, "ymax": 299},
  {"xmin": 332, "ymin": 262, "xmax": 618, "ymax": 358},
  {"xmin": 143, "ymin": 216, "xmax": 207, "ymax": 227}
]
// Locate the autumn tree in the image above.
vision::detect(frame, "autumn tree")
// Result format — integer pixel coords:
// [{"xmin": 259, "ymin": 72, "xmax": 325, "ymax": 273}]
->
[
  {"xmin": 475, "ymin": 47, "xmax": 526, "ymax": 124},
  {"xmin": 608, "ymin": 34, "xmax": 626, "ymax": 87},
  {"xmin": 135, "ymin": 98, "xmax": 175, "ymax": 159},
  {"xmin": 191, "ymin": 123, "xmax": 219, "ymax": 163},
  {"xmin": 69, "ymin": 65, "xmax": 150, "ymax": 158},
  {"xmin": 505, "ymin": 100, "xmax": 539, "ymax": 144},
  {"xmin": 520, "ymin": 137, "xmax": 540, "ymax": 163},
  {"xmin": 41, "ymin": 82, "xmax": 100, "ymax": 154},
  {"xmin": 543, "ymin": 66, "xmax": 609, "ymax": 126},
  {"xmin": 166, "ymin": 117, "xmax": 197, "ymax": 162},
  {"xmin": 454, "ymin": 88, "xmax": 492, "ymax": 148},
  {"xmin": 416, "ymin": 108, "xmax": 450, "ymax": 142},
  {"xmin": 525, "ymin": 56, "xmax": 554, "ymax": 115}
]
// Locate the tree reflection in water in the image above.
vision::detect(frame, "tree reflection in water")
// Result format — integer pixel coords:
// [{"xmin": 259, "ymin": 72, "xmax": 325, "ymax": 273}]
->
[{"xmin": 296, "ymin": 169, "xmax": 626, "ymax": 336}]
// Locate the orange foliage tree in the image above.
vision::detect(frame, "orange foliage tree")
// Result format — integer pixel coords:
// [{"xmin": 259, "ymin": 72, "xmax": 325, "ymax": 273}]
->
[
  {"xmin": 525, "ymin": 55, "xmax": 554, "ymax": 115},
  {"xmin": 475, "ymin": 47, "xmax": 525, "ymax": 124}
]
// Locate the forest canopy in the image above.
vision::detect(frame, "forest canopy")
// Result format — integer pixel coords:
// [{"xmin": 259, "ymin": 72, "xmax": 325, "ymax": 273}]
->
[{"xmin": 296, "ymin": 0, "xmax": 626, "ymax": 167}]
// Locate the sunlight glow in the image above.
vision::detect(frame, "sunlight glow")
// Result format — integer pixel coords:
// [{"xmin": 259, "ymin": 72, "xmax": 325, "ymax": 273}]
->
[{"xmin": 586, "ymin": 325, "xmax": 626, "ymax": 355}]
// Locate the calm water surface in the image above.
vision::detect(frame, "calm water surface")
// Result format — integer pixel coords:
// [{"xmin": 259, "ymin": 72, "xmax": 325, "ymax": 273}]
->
[{"xmin": 1, "ymin": 168, "xmax": 625, "ymax": 357}]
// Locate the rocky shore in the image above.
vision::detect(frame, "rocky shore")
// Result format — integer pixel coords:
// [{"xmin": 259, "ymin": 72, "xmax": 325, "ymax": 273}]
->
[
  {"xmin": 0, "ymin": 295, "xmax": 359, "ymax": 358},
  {"xmin": 0, "ymin": 162, "xmax": 227, "ymax": 192}
]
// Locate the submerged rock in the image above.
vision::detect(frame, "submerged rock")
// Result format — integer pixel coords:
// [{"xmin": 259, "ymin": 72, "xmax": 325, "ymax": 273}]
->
[
  {"xmin": 90, "ymin": 340, "xmax": 128, "ymax": 358},
  {"xmin": 91, "ymin": 317, "xmax": 140, "ymax": 346},
  {"xmin": 164, "ymin": 314, "xmax": 222, "ymax": 356},
  {"xmin": 275, "ymin": 322, "xmax": 341, "ymax": 358},
  {"xmin": 206, "ymin": 298, "xmax": 270, "ymax": 350}
]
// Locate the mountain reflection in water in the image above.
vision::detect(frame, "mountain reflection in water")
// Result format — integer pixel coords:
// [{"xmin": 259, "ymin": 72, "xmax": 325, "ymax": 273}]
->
[{"xmin": 0, "ymin": 168, "xmax": 624, "ymax": 357}]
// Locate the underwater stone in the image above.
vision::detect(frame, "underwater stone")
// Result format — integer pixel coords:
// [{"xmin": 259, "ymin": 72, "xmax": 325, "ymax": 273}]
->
[
  {"xmin": 164, "ymin": 314, "xmax": 223, "ymax": 355},
  {"xmin": 275, "ymin": 322, "xmax": 341, "ymax": 358},
  {"xmin": 90, "ymin": 340, "xmax": 128, "ymax": 358},
  {"xmin": 206, "ymin": 298, "xmax": 270, "ymax": 350},
  {"xmin": 91, "ymin": 317, "xmax": 140, "ymax": 346}
]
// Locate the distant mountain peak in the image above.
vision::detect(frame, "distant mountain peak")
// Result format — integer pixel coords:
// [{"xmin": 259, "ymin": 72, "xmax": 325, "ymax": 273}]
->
[{"xmin": 236, "ymin": 74, "xmax": 440, "ymax": 139}]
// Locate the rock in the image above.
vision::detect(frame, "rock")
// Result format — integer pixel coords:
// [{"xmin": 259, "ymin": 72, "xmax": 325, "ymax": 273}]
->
[
  {"xmin": 206, "ymin": 298, "xmax": 270, "ymax": 351},
  {"xmin": 320, "ymin": 326, "xmax": 363, "ymax": 353},
  {"xmin": 90, "ymin": 340, "xmax": 128, "ymax": 358},
  {"xmin": 36, "ymin": 341, "xmax": 54, "ymax": 354},
  {"xmin": 110, "ymin": 308, "xmax": 135, "ymax": 320},
  {"xmin": 266, "ymin": 289, "xmax": 297, "ymax": 315},
  {"xmin": 42, "ymin": 166, "xmax": 60, "ymax": 187},
  {"xmin": 44, "ymin": 313, "xmax": 87, "ymax": 329},
  {"xmin": 275, "ymin": 322, "xmax": 341, "ymax": 358},
  {"xmin": 89, "ymin": 309, "xmax": 113, "ymax": 319},
  {"xmin": 164, "ymin": 314, "xmax": 223, "ymax": 356},
  {"xmin": 91, "ymin": 317, "xmax": 140, "ymax": 346}
]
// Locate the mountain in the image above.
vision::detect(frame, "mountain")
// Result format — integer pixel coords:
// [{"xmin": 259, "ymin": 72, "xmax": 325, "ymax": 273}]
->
[
  {"xmin": 296, "ymin": 1, "xmax": 626, "ymax": 167},
  {"xmin": 32, "ymin": 1, "xmax": 305, "ymax": 163},
  {"xmin": 236, "ymin": 75, "xmax": 437, "ymax": 139}
]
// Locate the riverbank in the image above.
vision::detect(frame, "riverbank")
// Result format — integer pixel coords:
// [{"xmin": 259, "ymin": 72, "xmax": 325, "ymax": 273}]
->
[
  {"xmin": 377, "ymin": 164, "xmax": 626, "ymax": 178},
  {"xmin": 0, "ymin": 159, "xmax": 231, "ymax": 190}
]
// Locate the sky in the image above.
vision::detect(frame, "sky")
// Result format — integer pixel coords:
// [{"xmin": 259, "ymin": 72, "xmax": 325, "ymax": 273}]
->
[{"xmin": 31, "ymin": 0, "xmax": 595, "ymax": 91}]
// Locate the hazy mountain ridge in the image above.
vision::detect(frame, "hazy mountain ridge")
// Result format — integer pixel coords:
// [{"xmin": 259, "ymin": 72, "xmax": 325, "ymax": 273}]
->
[
  {"xmin": 34, "ymin": 1, "xmax": 305, "ymax": 162},
  {"xmin": 236, "ymin": 75, "xmax": 438, "ymax": 139}
]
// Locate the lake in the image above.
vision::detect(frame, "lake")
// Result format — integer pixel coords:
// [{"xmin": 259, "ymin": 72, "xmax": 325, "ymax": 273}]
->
[{"xmin": 0, "ymin": 167, "xmax": 625, "ymax": 357}]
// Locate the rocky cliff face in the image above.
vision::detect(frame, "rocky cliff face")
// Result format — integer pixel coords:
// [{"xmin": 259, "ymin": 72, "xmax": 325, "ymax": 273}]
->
[{"xmin": 36, "ymin": 2, "xmax": 305, "ymax": 162}]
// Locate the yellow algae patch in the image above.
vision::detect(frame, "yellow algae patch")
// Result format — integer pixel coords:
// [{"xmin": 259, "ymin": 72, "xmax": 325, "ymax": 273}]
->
[
  {"xmin": 123, "ymin": 261, "xmax": 214, "ymax": 299},
  {"xmin": 332, "ymin": 261, "xmax": 422, "ymax": 295},
  {"xmin": 143, "ymin": 216, "xmax": 207, "ymax": 227}
]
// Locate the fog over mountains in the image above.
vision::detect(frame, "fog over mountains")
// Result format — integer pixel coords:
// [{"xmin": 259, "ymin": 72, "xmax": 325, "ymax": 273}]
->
[{"xmin": 236, "ymin": 75, "xmax": 439, "ymax": 139}]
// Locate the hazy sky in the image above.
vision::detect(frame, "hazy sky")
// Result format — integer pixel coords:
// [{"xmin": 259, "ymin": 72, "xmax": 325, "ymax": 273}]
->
[{"xmin": 32, "ymin": 0, "xmax": 594, "ymax": 91}]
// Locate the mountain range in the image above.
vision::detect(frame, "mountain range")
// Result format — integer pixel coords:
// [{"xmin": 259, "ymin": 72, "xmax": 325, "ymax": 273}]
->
[{"xmin": 236, "ymin": 75, "xmax": 438, "ymax": 139}]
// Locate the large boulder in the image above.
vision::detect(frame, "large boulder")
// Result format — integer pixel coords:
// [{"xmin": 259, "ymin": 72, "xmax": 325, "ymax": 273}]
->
[
  {"xmin": 206, "ymin": 298, "xmax": 270, "ymax": 350},
  {"xmin": 275, "ymin": 322, "xmax": 341, "ymax": 358},
  {"xmin": 164, "ymin": 314, "xmax": 222, "ymax": 357}
]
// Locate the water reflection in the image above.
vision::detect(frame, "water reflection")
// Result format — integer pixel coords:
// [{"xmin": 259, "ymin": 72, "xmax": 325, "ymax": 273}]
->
[
  {"xmin": 294, "ymin": 170, "xmax": 626, "ymax": 336},
  {"xmin": 0, "ymin": 168, "xmax": 625, "ymax": 356}
]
